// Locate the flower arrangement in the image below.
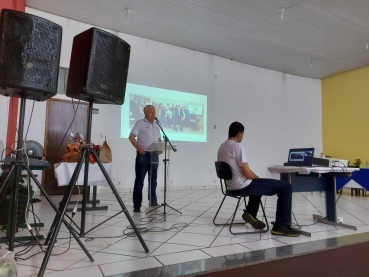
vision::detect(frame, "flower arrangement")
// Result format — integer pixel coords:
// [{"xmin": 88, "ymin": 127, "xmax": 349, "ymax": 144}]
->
[{"xmin": 352, "ymin": 158, "xmax": 362, "ymax": 168}]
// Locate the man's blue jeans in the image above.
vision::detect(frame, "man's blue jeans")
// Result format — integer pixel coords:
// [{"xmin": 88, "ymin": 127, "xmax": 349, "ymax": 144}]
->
[
  {"xmin": 133, "ymin": 151, "xmax": 159, "ymax": 208},
  {"xmin": 232, "ymin": 178, "xmax": 292, "ymax": 227}
]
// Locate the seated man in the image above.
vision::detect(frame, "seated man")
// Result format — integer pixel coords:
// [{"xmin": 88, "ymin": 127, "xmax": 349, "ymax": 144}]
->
[{"xmin": 217, "ymin": 121, "xmax": 300, "ymax": 237}]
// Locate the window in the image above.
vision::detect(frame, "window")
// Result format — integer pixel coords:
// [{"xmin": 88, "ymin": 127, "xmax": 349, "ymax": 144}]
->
[{"xmin": 57, "ymin": 67, "xmax": 69, "ymax": 93}]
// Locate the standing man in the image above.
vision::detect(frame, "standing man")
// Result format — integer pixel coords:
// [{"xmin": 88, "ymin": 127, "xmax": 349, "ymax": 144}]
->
[
  {"xmin": 129, "ymin": 105, "xmax": 162, "ymax": 212},
  {"xmin": 217, "ymin": 122, "xmax": 300, "ymax": 237}
]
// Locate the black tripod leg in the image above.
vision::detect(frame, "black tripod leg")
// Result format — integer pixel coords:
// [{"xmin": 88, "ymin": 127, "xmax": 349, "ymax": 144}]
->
[
  {"xmin": 80, "ymin": 147, "xmax": 91, "ymax": 236},
  {"xmin": 44, "ymin": 152, "xmax": 86, "ymax": 245},
  {"xmin": 165, "ymin": 204, "xmax": 182, "ymax": 214},
  {"xmin": 24, "ymin": 166, "xmax": 93, "ymax": 261},
  {"xmin": 92, "ymin": 151, "xmax": 149, "ymax": 253},
  {"xmin": 0, "ymin": 165, "xmax": 15, "ymax": 206},
  {"xmin": 36, "ymin": 153, "xmax": 94, "ymax": 276},
  {"xmin": 8, "ymin": 161, "xmax": 22, "ymax": 250}
]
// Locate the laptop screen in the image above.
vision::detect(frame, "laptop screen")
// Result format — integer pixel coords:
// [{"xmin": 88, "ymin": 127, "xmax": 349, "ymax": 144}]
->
[{"xmin": 287, "ymin": 148, "xmax": 315, "ymax": 166}]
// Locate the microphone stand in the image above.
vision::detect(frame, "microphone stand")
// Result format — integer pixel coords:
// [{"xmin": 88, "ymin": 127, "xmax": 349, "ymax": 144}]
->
[{"xmin": 146, "ymin": 118, "xmax": 182, "ymax": 217}]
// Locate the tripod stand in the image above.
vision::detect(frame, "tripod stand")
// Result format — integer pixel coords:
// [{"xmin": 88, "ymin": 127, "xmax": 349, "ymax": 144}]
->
[
  {"xmin": 0, "ymin": 97, "xmax": 94, "ymax": 276},
  {"xmin": 146, "ymin": 119, "xmax": 182, "ymax": 216},
  {"xmin": 40, "ymin": 100, "xmax": 149, "ymax": 276}
]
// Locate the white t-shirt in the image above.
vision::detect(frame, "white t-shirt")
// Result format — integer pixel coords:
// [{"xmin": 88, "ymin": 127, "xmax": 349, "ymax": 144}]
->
[
  {"xmin": 217, "ymin": 140, "xmax": 252, "ymax": 190},
  {"xmin": 130, "ymin": 118, "xmax": 161, "ymax": 151}
]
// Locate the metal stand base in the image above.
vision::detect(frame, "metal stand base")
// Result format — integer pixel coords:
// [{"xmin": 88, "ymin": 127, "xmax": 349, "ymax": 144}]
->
[
  {"xmin": 146, "ymin": 202, "xmax": 182, "ymax": 215},
  {"xmin": 313, "ymin": 214, "xmax": 357, "ymax": 230},
  {"xmin": 0, "ymin": 98, "xmax": 93, "ymax": 273},
  {"xmin": 40, "ymin": 100, "xmax": 149, "ymax": 277}
]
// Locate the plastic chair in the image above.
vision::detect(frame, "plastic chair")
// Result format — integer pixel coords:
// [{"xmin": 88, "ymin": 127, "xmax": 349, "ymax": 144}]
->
[{"xmin": 214, "ymin": 161, "xmax": 269, "ymax": 234}]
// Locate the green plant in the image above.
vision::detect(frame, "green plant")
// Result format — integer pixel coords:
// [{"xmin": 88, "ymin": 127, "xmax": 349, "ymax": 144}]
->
[{"xmin": 353, "ymin": 158, "xmax": 362, "ymax": 167}]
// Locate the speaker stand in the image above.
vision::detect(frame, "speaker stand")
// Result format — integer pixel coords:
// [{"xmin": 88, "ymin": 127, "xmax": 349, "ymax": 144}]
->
[
  {"xmin": 40, "ymin": 100, "xmax": 149, "ymax": 276},
  {"xmin": 0, "ymin": 97, "xmax": 94, "ymax": 277}
]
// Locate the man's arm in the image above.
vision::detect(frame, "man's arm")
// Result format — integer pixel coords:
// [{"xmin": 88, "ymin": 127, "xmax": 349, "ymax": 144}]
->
[
  {"xmin": 129, "ymin": 134, "xmax": 145, "ymax": 154},
  {"xmin": 240, "ymin": 162, "xmax": 259, "ymax": 179}
]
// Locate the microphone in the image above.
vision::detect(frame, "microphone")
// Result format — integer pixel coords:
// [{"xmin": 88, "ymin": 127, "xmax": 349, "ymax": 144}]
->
[{"xmin": 154, "ymin": 117, "xmax": 160, "ymax": 122}]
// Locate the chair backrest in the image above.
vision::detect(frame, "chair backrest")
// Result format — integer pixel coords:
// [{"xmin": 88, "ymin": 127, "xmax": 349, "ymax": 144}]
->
[
  {"xmin": 215, "ymin": 161, "xmax": 232, "ymax": 193},
  {"xmin": 215, "ymin": 161, "xmax": 232, "ymax": 180}
]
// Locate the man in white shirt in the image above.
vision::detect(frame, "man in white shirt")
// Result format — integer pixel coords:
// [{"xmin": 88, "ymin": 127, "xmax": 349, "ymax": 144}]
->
[
  {"xmin": 129, "ymin": 105, "xmax": 162, "ymax": 212},
  {"xmin": 217, "ymin": 122, "xmax": 300, "ymax": 237}
]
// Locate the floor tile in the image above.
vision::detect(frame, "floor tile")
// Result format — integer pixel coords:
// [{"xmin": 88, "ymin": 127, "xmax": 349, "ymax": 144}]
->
[
  {"xmin": 99, "ymin": 257, "xmax": 162, "ymax": 275},
  {"xmin": 155, "ymin": 249, "xmax": 211, "ymax": 265},
  {"xmin": 17, "ymin": 264, "xmax": 53, "ymax": 277},
  {"xmin": 148, "ymin": 243, "xmax": 204, "ymax": 256},
  {"xmin": 17, "ymin": 248, "xmax": 97, "ymax": 271},
  {"xmin": 66, "ymin": 252, "xmax": 138, "ymax": 269},
  {"xmin": 201, "ymin": 244, "xmax": 251, "ymax": 257},
  {"xmin": 34, "ymin": 265, "xmax": 103, "ymax": 277},
  {"xmin": 240, "ymin": 238, "xmax": 288, "ymax": 250},
  {"xmin": 100, "ymin": 239, "xmax": 163, "ymax": 257},
  {"xmin": 167, "ymin": 232, "xmax": 217, "ymax": 247},
  {"xmin": 141, "ymin": 230, "xmax": 179, "ymax": 243},
  {"xmin": 210, "ymin": 235, "xmax": 254, "ymax": 247},
  {"xmin": 181, "ymin": 224, "xmax": 224, "ymax": 236}
]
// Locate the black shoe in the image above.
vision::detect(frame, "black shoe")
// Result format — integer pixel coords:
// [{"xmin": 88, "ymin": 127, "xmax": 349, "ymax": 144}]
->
[
  {"xmin": 242, "ymin": 212, "xmax": 266, "ymax": 229},
  {"xmin": 271, "ymin": 225, "xmax": 300, "ymax": 237},
  {"xmin": 133, "ymin": 206, "xmax": 141, "ymax": 213}
]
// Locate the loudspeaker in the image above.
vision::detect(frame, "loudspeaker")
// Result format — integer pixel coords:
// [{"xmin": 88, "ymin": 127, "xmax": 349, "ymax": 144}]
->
[
  {"xmin": 0, "ymin": 9, "xmax": 62, "ymax": 101},
  {"xmin": 66, "ymin": 28, "xmax": 130, "ymax": 105}
]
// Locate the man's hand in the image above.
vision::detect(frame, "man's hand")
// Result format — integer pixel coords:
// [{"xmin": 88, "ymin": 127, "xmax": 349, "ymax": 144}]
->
[
  {"xmin": 240, "ymin": 162, "xmax": 259, "ymax": 179},
  {"xmin": 157, "ymin": 150, "xmax": 163, "ymax": 155},
  {"xmin": 138, "ymin": 148, "xmax": 146, "ymax": 155}
]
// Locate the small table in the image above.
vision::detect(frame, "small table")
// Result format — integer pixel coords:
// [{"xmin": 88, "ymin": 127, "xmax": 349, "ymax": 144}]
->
[
  {"xmin": 268, "ymin": 166, "xmax": 359, "ymax": 236},
  {"xmin": 54, "ymin": 162, "xmax": 117, "ymax": 212}
]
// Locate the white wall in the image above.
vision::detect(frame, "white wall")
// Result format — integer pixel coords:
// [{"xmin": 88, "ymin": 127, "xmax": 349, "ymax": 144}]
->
[{"xmin": 0, "ymin": 7, "xmax": 322, "ymax": 193}]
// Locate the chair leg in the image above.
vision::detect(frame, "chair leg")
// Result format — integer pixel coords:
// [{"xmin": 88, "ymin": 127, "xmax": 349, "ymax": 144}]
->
[
  {"xmin": 213, "ymin": 195, "xmax": 245, "ymax": 226},
  {"xmin": 229, "ymin": 197, "xmax": 269, "ymax": 235},
  {"xmin": 213, "ymin": 195, "xmax": 227, "ymax": 226}
]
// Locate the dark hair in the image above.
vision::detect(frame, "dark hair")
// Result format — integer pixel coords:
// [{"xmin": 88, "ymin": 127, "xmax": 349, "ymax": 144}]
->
[{"xmin": 228, "ymin": 122, "xmax": 244, "ymax": 137}]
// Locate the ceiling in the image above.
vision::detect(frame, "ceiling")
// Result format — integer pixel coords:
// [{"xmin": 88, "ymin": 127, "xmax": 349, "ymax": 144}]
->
[{"xmin": 26, "ymin": 0, "xmax": 369, "ymax": 79}]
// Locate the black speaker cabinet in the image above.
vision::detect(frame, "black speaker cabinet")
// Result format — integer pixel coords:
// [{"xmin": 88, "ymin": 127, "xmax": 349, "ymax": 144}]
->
[
  {"xmin": 0, "ymin": 9, "xmax": 62, "ymax": 101},
  {"xmin": 66, "ymin": 28, "xmax": 130, "ymax": 105}
]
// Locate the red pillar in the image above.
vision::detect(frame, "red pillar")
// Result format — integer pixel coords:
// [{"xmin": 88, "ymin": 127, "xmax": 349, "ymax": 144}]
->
[{"xmin": 0, "ymin": 0, "xmax": 26, "ymax": 156}]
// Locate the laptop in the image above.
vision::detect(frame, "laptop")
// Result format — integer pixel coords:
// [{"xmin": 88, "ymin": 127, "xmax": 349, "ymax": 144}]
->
[{"xmin": 285, "ymin": 148, "xmax": 315, "ymax": 167}]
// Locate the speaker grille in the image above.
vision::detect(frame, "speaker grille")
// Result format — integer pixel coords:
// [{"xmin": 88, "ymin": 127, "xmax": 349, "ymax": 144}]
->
[
  {"xmin": 87, "ymin": 31, "xmax": 129, "ymax": 99},
  {"xmin": 66, "ymin": 28, "xmax": 130, "ymax": 105},
  {"xmin": 0, "ymin": 10, "xmax": 62, "ymax": 101}
]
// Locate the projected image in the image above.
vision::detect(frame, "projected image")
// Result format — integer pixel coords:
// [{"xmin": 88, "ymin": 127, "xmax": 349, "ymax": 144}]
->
[{"xmin": 121, "ymin": 83, "xmax": 207, "ymax": 142}]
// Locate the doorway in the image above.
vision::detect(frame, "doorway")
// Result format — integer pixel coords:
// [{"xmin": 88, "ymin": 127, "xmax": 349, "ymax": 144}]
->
[{"xmin": 42, "ymin": 98, "xmax": 88, "ymax": 195}]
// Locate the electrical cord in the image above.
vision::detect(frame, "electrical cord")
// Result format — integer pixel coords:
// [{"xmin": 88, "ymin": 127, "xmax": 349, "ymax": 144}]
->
[{"xmin": 24, "ymin": 100, "xmax": 35, "ymax": 140}]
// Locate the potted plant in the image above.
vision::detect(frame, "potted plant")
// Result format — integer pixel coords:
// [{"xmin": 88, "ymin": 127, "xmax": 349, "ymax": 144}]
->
[{"xmin": 352, "ymin": 158, "xmax": 362, "ymax": 168}]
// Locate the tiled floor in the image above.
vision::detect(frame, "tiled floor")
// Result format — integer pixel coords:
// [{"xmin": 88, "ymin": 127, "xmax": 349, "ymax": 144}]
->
[{"xmin": 2, "ymin": 187, "xmax": 369, "ymax": 277}]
